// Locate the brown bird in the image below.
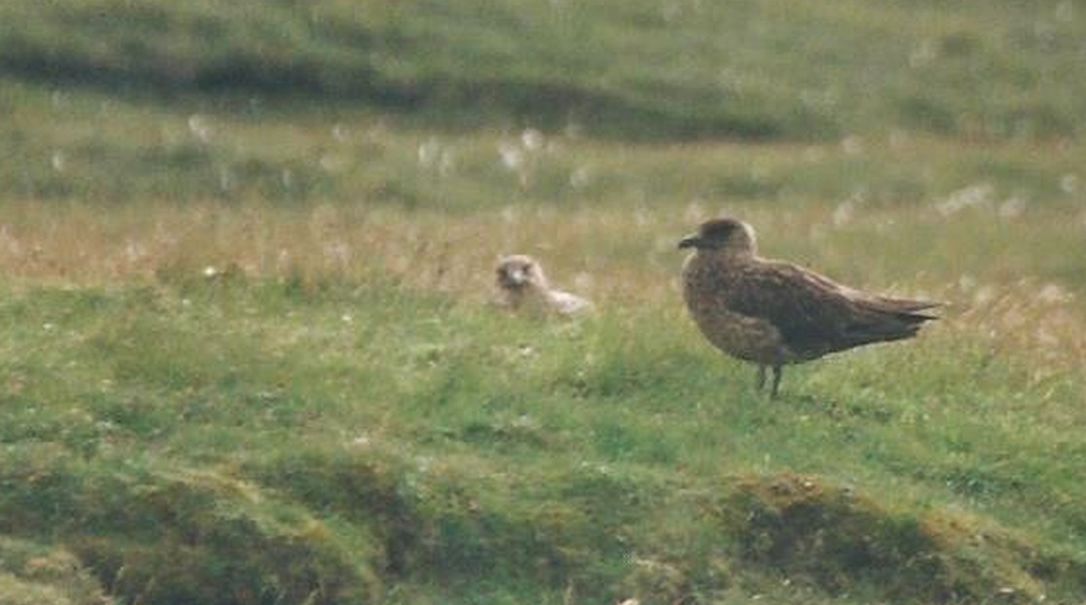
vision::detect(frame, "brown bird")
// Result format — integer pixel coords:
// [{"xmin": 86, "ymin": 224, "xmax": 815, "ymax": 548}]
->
[{"xmin": 679, "ymin": 217, "xmax": 937, "ymax": 397}]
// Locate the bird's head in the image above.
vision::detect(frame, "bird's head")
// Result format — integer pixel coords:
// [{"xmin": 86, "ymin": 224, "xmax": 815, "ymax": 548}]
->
[
  {"xmin": 496, "ymin": 254, "xmax": 548, "ymax": 291},
  {"xmin": 678, "ymin": 217, "xmax": 757, "ymax": 256}
]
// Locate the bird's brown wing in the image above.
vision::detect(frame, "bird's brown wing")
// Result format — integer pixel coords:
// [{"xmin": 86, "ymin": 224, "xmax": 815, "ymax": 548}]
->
[
  {"xmin": 723, "ymin": 261, "xmax": 935, "ymax": 358},
  {"xmin": 798, "ymin": 266, "xmax": 940, "ymax": 317}
]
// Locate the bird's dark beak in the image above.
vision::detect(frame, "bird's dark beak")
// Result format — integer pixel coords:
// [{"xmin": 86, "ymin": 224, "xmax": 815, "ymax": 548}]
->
[{"xmin": 678, "ymin": 235, "xmax": 702, "ymax": 250}]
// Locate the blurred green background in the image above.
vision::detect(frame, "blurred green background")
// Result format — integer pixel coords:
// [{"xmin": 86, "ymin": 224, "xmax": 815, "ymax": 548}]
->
[{"xmin": 1, "ymin": 2, "xmax": 1086, "ymax": 604}]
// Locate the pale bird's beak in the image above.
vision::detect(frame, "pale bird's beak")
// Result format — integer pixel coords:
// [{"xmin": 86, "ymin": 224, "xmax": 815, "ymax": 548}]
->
[
  {"xmin": 677, "ymin": 235, "xmax": 702, "ymax": 250},
  {"xmin": 501, "ymin": 268, "xmax": 527, "ymax": 286}
]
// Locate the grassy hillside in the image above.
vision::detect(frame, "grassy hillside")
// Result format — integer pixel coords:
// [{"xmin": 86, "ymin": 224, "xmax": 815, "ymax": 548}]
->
[
  {"xmin": 4, "ymin": 79, "xmax": 1086, "ymax": 209},
  {"xmin": 3, "ymin": 198, "xmax": 1086, "ymax": 604},
  {"xmin": 2, "ymin": 0, "xmax": 1086, "ymax": 604},
  {"xmin": 2, "ymin": 0, "xmax": 1085, "ymax": 140}
]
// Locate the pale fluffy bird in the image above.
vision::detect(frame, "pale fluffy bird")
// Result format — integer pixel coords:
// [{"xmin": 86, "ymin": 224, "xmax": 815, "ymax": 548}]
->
[
  {"xmin": 679, "ymin": 218, "xmax": 937, "ymax": 397},
  {"xmin": 495, "ymin": 254, "xmax": 593, "ymax": 317}
]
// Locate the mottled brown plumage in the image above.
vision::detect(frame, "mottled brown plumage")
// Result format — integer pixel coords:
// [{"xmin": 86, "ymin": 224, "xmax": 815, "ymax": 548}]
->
[{"xmin": 679, "ymin": 218, "xmax": 937, "ymax": 397}]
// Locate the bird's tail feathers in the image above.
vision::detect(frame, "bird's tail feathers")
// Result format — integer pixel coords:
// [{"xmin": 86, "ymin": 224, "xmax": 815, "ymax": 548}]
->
[
  {"xmin": 840, "ymin": 298, "xmax": 938, "ymax": 348},
  {"xmin": 871, "ymin": 296, "xmax": 941, "ymax": 320}
]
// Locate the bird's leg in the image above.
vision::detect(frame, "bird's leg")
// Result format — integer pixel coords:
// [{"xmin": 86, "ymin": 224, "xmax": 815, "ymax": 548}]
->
[
  {"xmin": 756, "ymin": 365, "xmax": 767, "ymax": 391},
  {"xmin": 770, "ymin": 365, "xmax": 783, "ymax": 399}
]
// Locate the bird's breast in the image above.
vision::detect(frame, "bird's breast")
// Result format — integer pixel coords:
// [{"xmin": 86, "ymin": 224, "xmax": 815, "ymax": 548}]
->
[{"xmin": 681, "ymin": 255, "xmax": 789, "ymax": 364}]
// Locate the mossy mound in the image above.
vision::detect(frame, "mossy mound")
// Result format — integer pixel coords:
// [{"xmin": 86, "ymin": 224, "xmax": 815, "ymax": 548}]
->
[
  {"xmin": 0, "ymin": 451, "xmax": 383, "ymax": 605},
  {"xmin": 727, "ymin": 473, "xmax": 1080, "ymax": 603},
  {"xmin": 0, "ymin": 537, "xmax": 110, "ymax": 605},
  {"xmin": 2, "ymin": 451, "xmax": 1085, "ymax": 604}
]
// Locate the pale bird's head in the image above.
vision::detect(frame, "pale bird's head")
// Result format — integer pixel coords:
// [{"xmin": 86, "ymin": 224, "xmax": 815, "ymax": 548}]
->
[
  {"xmin": 678, "ymin": 217, "xmax": 757, "ymax": 256},
  {"xmin": 496, "ymin": 254, "xmax": 548, "ymax": 291}
]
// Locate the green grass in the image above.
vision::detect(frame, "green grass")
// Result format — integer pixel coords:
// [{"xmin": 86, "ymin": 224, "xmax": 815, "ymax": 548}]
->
[
  {"xmin": 2, "ymin": 0, "xmax": 1085, "ymax": 141},
  {"xmin": 3, "ymin": 0, "xmax": 1086, "ymax": 602},
  {"xmin": 4, "ymin": 77, "xmax": 1086, "ymax": 209},
  {"xmin": 1, "ymin": 273, "xmax": 1085, "ymax": 603}
]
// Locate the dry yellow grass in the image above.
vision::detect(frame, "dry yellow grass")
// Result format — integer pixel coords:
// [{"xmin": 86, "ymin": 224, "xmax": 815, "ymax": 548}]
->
[
  {"xmin": 2, "ymin": 200, "xmax": 1083, "ymax": 382},
  {"xmin": 0, "ymin": 200, "xmax": 684, "ymax": 303}
]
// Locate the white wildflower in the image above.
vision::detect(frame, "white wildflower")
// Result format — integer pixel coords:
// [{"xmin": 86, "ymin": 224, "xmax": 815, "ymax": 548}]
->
[
  {"xmin": 936, "ymin": 183, "xmax": 994, "ymax": 216},
  {"xmin": 521, "ymin": 128, "xmax": 544, "ymax": 151},
  {"xmin": 332, "ymin": 123, "xmax": 350, "ymax": 142},
  {"xmin": 418, "ymin": 137, "xmax": 441, "ymax": 167},
  {"xmin": 51, "ymin": 151, "xmax": 66, "ymax": 173},
  {"xmin": 841, "ymin": 135, "xmax": 863, "ymax": 155},
  {"xmin": 1060, "ymin": 173, "xmax": 1078, "ymax": 194},
  {"xmin": 498, "ymin": 141, "xmax": 524, "ymax": 171},
  {"xmin": 187, "ymin": 114, "xmax": 213, "ymax": 143}
]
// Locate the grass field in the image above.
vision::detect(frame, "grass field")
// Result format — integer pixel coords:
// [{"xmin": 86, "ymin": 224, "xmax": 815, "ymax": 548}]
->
[{"xmin": 2, "ymin": 1, "xmax": 1086, "ymax": 604}]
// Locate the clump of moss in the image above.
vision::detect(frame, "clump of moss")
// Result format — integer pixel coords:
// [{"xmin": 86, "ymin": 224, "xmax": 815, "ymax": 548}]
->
[
  {"xmin": 73, "ymin": 468, "xmax": 384, "ymax": 605},
  {"xmin": 725, "ymin": 473, "xmax": 1073, "ymax": 604},
  {"xmin": 243, "ymin": 445, "xmax": 422, "ymax": 576},
  {"xmin": 0, "ymin": 537, "xmax": 111, "ymax": 605},
  {"xmin": 0, "ymin": 451, "xmax": 384, "ymax": 605}
]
